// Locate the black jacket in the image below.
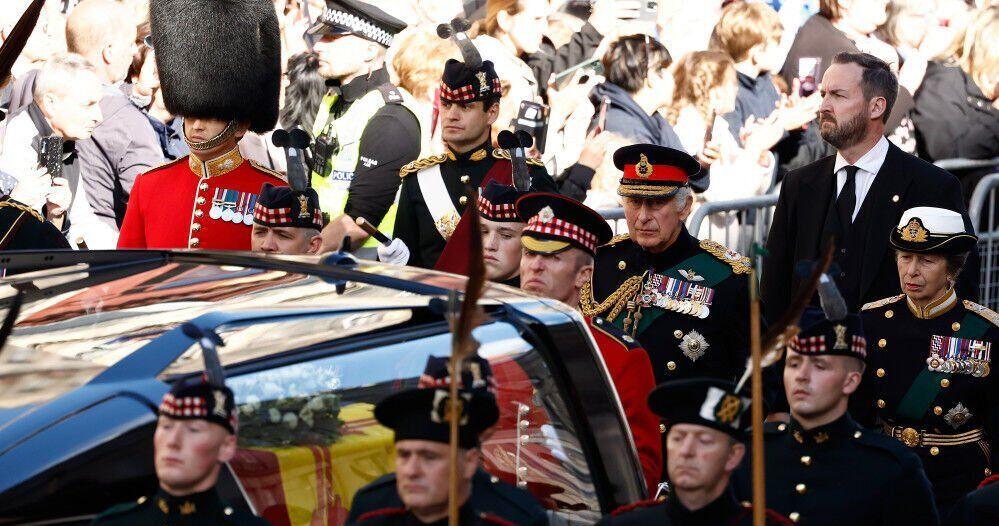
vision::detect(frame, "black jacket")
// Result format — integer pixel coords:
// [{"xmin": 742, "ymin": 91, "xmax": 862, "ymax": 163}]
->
[
  {"xmin": 589, "ymin": 82, "xmax": 684, "ymax": 150},
  {"xmin": 526, "ymin": 22, "xmax": 603, "ymax": 102},
  {"xmin": 761, "ymin": 141, "xmax": 979, "ymax": 323},
  {"xmin": 913, "ymin": 61, "xmax": 999, "ymax": 163}
]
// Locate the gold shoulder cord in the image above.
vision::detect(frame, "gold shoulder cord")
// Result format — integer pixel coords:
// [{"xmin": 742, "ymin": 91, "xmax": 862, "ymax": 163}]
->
[
  {"xmin": 861, "ymin": 294, "xmax": 905, "ymax": 311},
  {"xmin": 580, "ymin": 275, "xmax": 645, "ymax": 322},
  {"xmin": 400, "ymin": 154, "xmax": 447, "ymax": 178},
  {"xmin": 0, "ymin": 201, "xmax": 43, "ymax": 222},
  {"xmin": 699, "ymin": 239, "xmax": 752, "ymax": 275},
  {"xmin": 964, "ymin": 299, "xmax": 999, "ymax": 326},
  {"xmin": 248, "ymin": 160, "xmax": 287, "ymax": 182}
]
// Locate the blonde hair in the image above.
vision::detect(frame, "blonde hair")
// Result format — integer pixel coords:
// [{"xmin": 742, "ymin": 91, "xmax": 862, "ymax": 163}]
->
[
  {"xmin": 960, "ymin": 7, "xmax": 999, "ymax": 98},
  {"xmin": 390, "ymin": 27, "xmax": 459, "ymax": 102},
  {"xmin": 481, "ymin": 0, "xmax": 524, "ymax": 37},
  {"xmin": 709, "ymin": 2, "xmax": 782, "ymax": 63},
  {"xmin": 668, "ymin": 50, "xmax": 736, "ymax": 124}
]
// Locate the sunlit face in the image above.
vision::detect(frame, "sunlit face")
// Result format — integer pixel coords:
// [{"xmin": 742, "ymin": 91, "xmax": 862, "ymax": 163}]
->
[
  {"xmin": 818, "ymin": 62, "xmax": 879, "ymax": 149},
  {"xmin": 184, "ymin": 117, "xmax": 248, "ymax": 158},
  {"xmin": 503, "ymin": 1, "xmax": 547, "ymax": 55},
  {"xmin": 313, "ymin": 34, "xmax": 373, "ymax": 80},
  {"xmin": 154, "ymin": 416, "xmax": 235, "ymax": 494},
  {"xmin": 44, "ymin": 75, "xmax": 103, "ymax": 140},
  {"xmin": 480, "ymin": 218, "xmax": 525, "ymax": 282},
  {"xmin": 784, "ymin": 351, "xmax": 861, "ymax": 420},
  {"xmin": 394, "ymin": 440, "xmax": 477, "ymax": 514},
  {"xmin": 666, "ymin": 423, "xmax": 743, "ymax": 493},
  {"xmin": 896, "ymin": 251, "xmax": 952, "ymax": 303},
  {"xmin": 107, "ymin": 24, "xmax": 139, "ymax": 84},
  {"xmin": 251, "ymin": 224, "xmax": 322, "ymax": 255},
  {"xmin": 622, "ymin": 195, "xmax": 692, "ymax": 253},
  {"xmin": 840, "ymin": 0, "xmax": 889, "ymax": 35},
  {"xmin": 520, "ymin": 247, "xmax": 591, "ymax": 304},
  {"xmin": 439, "ymin": 99, "xmax": 497, "ymax": 150}
]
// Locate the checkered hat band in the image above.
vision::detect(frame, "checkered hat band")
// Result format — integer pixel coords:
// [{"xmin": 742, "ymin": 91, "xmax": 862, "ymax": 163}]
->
[
  {"xmin": 439, "ymin": 78, "xmax": 502, "ymax": 102},
  {"xmin": 477, "ymin": 196, "xmax": 519, "ymax": 220},
  {"xmin": 789, "ymin": 335, "xmax": 867, "ymax": 358},
  {"xmin": 159, "ymin": 393, "xmax": 209, "ymax": 418},
  {"xmin": 253, "ymin": 203, "xmax": 323, "ymax": 230},
  {"xmin": 525, "ymin": 216, "xmax": 598, "ymax": 252},
  {"xmin": 322, "ymin": 9, "xmax": 393, "ymax": 46}
]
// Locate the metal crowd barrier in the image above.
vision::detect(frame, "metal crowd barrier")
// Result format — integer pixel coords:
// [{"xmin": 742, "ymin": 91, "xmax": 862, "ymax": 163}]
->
[{"xmin": 966, "ymin": 172, "xmax": 999, "ymax": 310}]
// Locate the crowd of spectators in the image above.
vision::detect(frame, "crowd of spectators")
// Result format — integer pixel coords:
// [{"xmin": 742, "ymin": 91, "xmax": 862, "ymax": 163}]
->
[{"xmin": 0, "ymin": 0, "xmax": 997, "ymax": 250}]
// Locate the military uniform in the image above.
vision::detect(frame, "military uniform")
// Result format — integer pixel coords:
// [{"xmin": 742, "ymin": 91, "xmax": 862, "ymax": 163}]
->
[
  {"xmin": 854, "ymin": 207, "xmax": 995, "ymax": 514},
  {"xmin": 352, "ymin": 503, "xmax": 514, "ymax": 526},
  {"xmin": 945, "ymin": 475, "xmax": 999, "ymax": 526},
  {"xmin": 0, "ymin": 197, "xmax": 69, "ymax": 251},
  {"xmin": 90, "ymin": 489, "xmax": 269, "ymax": 526},
  {"xmin": 597, "ymin": 490, "xmax": 790, "ymax": 526},
  {"xmin": 118, "ymin": 148, "xmax": 286, "ymax": 250}
]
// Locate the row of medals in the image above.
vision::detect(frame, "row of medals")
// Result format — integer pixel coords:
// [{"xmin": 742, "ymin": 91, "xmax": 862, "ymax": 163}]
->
[
  {"xmin": 209, "ymin": 203, "xmax": 255, "ymax": 226},
  {"xmin": 927, "ymin": 355, "xmax": 991, "ymax": 377},
  {"xmin": 638, "ymin": 290, "xmax": 711, "ymax": 319}
]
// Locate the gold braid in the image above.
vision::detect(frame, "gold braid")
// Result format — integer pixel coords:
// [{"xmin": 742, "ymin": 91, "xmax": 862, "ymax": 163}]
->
[
  {"xmin": 0, "ymin": 200, "xmax": 44, "ymax": 222},
  {"xmin": 580, "ymin": 275, "xmax": 645, "ymax": 321}
]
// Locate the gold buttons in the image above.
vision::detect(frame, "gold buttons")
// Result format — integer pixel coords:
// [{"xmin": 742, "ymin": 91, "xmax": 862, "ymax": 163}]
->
[
  {"xmin": 986, "ymin": 468, "xmax": 993, "ymax": 477},
  {"xmin": 460, "ymin": 175, "xmax": 470, "ymax": 184},
  {"xmin": 490, "ymin": 475, "xmax": 500, "ymax": 483},
  {"xmin": 941, "ymin": 379, "xmax": 950, "ymax": 388},
  {"xmin": 189, "ymin": 238, "xmax": 200, "ymax": 247},
  {"xmin": 854, "ymin": 431, "xmax": 862, "ymax": 439},
  {"xmin": 667, "ymin": 361, "xmax": 677, "ymax": 371},
  {"xmin": 618, "ymin": 260, "xmax": 626, "ymax": 270},
  {"xmin": 930, "ymin": 447, "xmax": 940, "ymax": 456},
  {"xmin": 778, "ymin": 423, "xmax": 787, "ymax": 432},
  {"xmin": 196, "ymin": 196, "xmax": 206, "ymax": 205},
  {"xmin": 892, "ymin": 195, "xmax": 899, "ymax": 203},
  {"xmin": 952, "ymin": 322, "xmax": 961, "ymax": 331},
  {"xmin": 459, "ymin": 196, "xmax": 468, "ymax": 205},
  {"xmin": 224, "ymin": 507, "xmax": 233, "ymax": 516},
  {"xmin": 199, "ymin": 182, "xmax": 208, "ymax": 190},
  {"xmin": 877, "ymin": 399, "xmax": 886, "ymax": 408},
  {"xmin": 934, "ymin": 406, "xmax": 943, "ymax": 415},
  {"xmin": 659, "ymin": 423, "xmax": 666, "ymax": 434},
  {"xmin": 137, "ymin": 496, "xmax": 147, "ymax": 504},
  {"xmin": 878, "ymin": 339, "xmax": 887, "ymax": 348},
  {"xmin": 191, "ymin": 223, "xmax": 201, "ymax": 231},
  {"xmin": 673, "ymin": 330, "xmax": 684, "ymax": 339},
  {"xmin": 885, "ymin": 310, "xmax": 894, "ymax": 318},
  {"xmin": 800, "ymin": 456, "xmax": 811, "ymax": 466},
  {"xmin": 796, "ymin": 483, "xmax": 807, "ymax": 494},
  {"xmin": 876, "ymin": 368, "xmax": 886, "ymax": 378},
  {"xmin": 789, "ymin": 512, "xmax": 800, "ymax": 523},
  {"xmin": 195, "ymin": 209, "xmax": 203, "ymax": 217}
]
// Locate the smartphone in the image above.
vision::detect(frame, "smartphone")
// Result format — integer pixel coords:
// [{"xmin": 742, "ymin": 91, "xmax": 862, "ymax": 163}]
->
[
  {"xmin": 38, "ymin": 136, "xmax": 64, "ymax": 182},
  {"xmin": 797, "ymin": 57, "xmax": 822, "ymax": 97},
  {"xmin": 514, "ymin": 100, "xmax": 549, "ymax": 154},
  {"xmin": 551, "ymin": 57, "xmax": 604, "ymax": 89}
]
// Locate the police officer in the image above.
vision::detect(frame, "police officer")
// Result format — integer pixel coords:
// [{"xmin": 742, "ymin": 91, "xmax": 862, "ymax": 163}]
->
[
  {"xmin": 306, "ymin": 0, "xmax": 422, "ymax": 253},
  {"xmin": 347, "ymin": 355, "xmax": 546, "ymax": 526},
  {"xmin": 250, "ymin": 183, "xmax": 324, "ymax": 255},
  {"xmin": 598, "ymin": 378, "xmax": 788, "ymax": 525},
  {"xmin": 90, "ymin": 369, "xmax": 268, "ymax": 524},
  {"xmin": 855, "ymin": 207, "xmax": 996, "ymax": 515},
  {"xmin": 118, "ymin": 0, "xmax": 286, "ymax": 251},
  {"xmin": 581, "ymin": 145, "xmax": 754, "ymax": 390},
  {"xmin": 515, "ymin": 191, "xmax": 662, "ymax": 493},
  {"xmin": 734, "ymin": 306, "xmax": 940, "ymax": 526},
  {"xmin": 388, "ymin": 55, "xmax": 555, "ymax": 269}
]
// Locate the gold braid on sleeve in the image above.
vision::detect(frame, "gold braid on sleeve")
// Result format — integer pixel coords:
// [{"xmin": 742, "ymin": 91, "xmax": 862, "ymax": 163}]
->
[
  {"xmin": 0, "ymin": 201, "xmax": 44, "ymax": 222},
  {"xmin": 580, "ymin": 275, "xmax": 644, "ymax": 322}
]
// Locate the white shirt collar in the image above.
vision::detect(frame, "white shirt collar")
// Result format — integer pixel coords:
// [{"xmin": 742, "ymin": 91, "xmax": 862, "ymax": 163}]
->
[{"xmin": 833, "ymin": 136, "xmax": 890, "ymax": 176}]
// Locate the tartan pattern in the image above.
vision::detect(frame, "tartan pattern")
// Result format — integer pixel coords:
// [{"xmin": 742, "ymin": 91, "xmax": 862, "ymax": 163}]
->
[
  {"xmin": 159, "ymin": 393, "xmax": 208, "ymax": 418},
  {"xmin": 789, "ymin": 334, "xmax": 867, "ymax": 358},
  {"xmin": 525, "ymin": 215, "xmax": 599, "ymax": 252},
  {"xmin": 253, "ymin": 202, "xmax": 324, "ymax": 230},
  {"xmin": 439, "ymin": 78, "xmax": 502, "ymax": 102},
  {"xmin": 477, "ymin": 195, "xmax": 519, "ymax": 220}
]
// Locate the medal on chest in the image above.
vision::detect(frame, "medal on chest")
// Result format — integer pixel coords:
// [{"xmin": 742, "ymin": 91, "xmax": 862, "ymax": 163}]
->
[
  {"xmin": 638, "ymin": 273, "xmax": 714, "ymax": 319},
  {"xmin": 209, "ymin": 188, "xmax": 258, "ymax": 226},
  {"xmin": 927, "ymin": 335, "xmax": 991, "ymax": 377}
]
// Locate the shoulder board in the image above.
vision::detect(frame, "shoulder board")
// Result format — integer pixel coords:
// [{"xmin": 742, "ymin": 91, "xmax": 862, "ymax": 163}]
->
[
  {"xmin": 589, "ymin": 316, "xmax": 641, "ymax": 351},
  {"xmin": 491, "ymin": 148, "xmax": 544, "ymax": 166},
  {"xmin": 376, "ymin": 83, "xmax": 404, "ymax": 105},
  {"xmin": 400, "ymin": 154, "xmax": 447, "ymax": 178},
  {"xmin": 94, "ymin": 497, "xmax": 146, "ymax": 520},
  {"xmin": 699, "ymin": 239, "xmax": 752, "ymax": 275},
  {"xmin": 247, "ymin": 160, "xmax": 287, "ymax": 182},
  {"xmin": 480, "ymin": 513, "xmax": 517, "ymax": 526},
  {"xmin": 611, "ymin": 497, "xmax": 665, "ymax": 517},
  {"xmin": 356, "ymin": 508, "xmax": 407, "ymax": 523},
  {"xmin": 963, "ymin": 300, "xmax": 999, "ymax": 326},
  {"xmin": 851, "ymin": 427, "xmax": 922, "ymax": 465},
  {"xmin": 978, "ymin": 474, "xmax": 999, "ymax": 489},
  {"xmin": 861, "ymin": 294, "xmax": 905, "ymax": 311},
  {"xmin": 0, "ymin": 199, "xmax": 43, "ymax": 222},
  {"xmin": 144, "ymin": 157, "xmax": 187, "ymax": 175},
  {"xmin": 603, "ymin": 233, "xmax": 630, "ymax": 246}
]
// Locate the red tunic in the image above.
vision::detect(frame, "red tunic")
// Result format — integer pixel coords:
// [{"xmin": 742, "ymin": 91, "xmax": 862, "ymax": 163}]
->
[
  {"xmin": 117, "ymin": 147, "xmax": 286, "ymax": 250},
  {"xmin": 586, "ymin": 315, "xmax": 663, "ymax": 495}
]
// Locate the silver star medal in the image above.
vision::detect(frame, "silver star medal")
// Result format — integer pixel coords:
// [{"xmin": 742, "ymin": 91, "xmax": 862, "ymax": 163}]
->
[
  {"xmin": 680, "ymin": 331, "xmax": 709, "ymax": 362},
  {"xmin": 943, "ymin": 403, "xmax": 972, "ymax": 430}
]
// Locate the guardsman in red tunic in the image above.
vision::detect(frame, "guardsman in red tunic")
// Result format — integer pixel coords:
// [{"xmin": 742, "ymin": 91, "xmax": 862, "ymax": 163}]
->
[
  {"xmin": 514, "ymin": 192, "xmax": 663, "ymax": 495},
  {"xmin": 117, "ymin": 0, "xmax": 286, "ymax": 250}
]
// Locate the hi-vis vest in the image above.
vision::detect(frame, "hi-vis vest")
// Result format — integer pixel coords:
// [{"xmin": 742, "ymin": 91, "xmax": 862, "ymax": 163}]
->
[{"xmin": 310, "ymin": 83, "xmax": 425, "ymax": 247}]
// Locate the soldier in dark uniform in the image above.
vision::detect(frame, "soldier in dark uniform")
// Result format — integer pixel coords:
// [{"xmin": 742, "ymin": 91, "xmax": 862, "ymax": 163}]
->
[
  {"xmin": 388, "ymin": 56, "xmax": 555, "ymax": 269},
  {"xmin": 855, "ymin": 206, "xmax": 996, "ymax": 515},
  {"xmin": 0, "ymin": 194, "xmax": 69, "ymax": 253},
  {"xmin": 477, "ymin": 181, "xmax": 527, "ymax": 287},
  {"xmin": 250, "ymin": 183, "xmax": 324, "ymax": 255},
  {"xmin": 945, "ymin": 475, "xmax": 999, "ymax": 526},
  {"xmin": 734, "ymin": 306, "xmax": 940, "ymax": 526},
  {"xmin": 90, "ymin": 373, "xmax": 269, "ymax": 525},
  {"xmin": 347, "ymin": 355, "xmax": 547, "ymax": 526},
  {"xmin": 598, "ymin": 378, "xmax": 789, "ymax": 525},
  {"xmin": 581, "ymin": 145, "xmax": 755, "ymax": 392}
]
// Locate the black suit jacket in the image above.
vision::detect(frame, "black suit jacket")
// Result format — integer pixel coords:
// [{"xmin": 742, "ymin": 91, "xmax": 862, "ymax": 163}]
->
[{"xmin": 761, "ymin": 142, "xmax": 978, "ymax": 323}]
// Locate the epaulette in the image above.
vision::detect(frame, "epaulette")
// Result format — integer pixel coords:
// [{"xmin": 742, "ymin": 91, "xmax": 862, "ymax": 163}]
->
[
  {"xmin": 480, "ymin": 513, "xmax": 516, "ymax": 526},
  {"xmin": 699, "ymin": 239, "xmax": 752, "ymax": 275},
  {"xmin": 861, "ymin": 294, "xmax": 905, "ymax": 311},
  {"xmin": 589, "ymin": 316, "xmax": 641, "ymax": 351},
  {"xmin": 610, "ymin": 497, "xmax": 665, "ymax": 517},
  {"xmin": 491, "ymin": 148, "xmax": 544, "ymax": 166},
  {"xmin": 248, "ymin": 159, "xmax": 287, "ymax": 182},
  {"xmin": 850, "ymin": 426, "xmax": 923, "ymax": 466},
  {"xmin": 603, "ymin": 233, "xmax": 630, "ymax": 246},
  {"xmin": 0, "ymin": 199, "xmax": 43, "ymax": 222},
  {"xmin": 400, "ymin": 154, "xmax": 447, "ymax": 178},
  {"xmin": 144, "ymin": 157, "xmax": 187, "ymax": 175},
  {"xmin": 963, "ymin": 300, "xmax": 999, "ymax": 326},
  {"xmin": 978, "ymin": 474, "xmax": 999, "ymax": 489},
  {"xmin": 356, "ymin": 507, "xmax": 407, "ymax": 523}
]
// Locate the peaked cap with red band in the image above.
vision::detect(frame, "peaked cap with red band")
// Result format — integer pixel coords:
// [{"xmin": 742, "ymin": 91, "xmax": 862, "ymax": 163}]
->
[
  {"xmin": 440, "ymin": 58, "xmax": 502, "ymax": 103},
  {"xmin": 478, "ymin": 181, "xmax": 526, "ymax": 223},
  {"xmin": 253, "ymin": 182, "xmax": 324, "ymax": 231},
  {"xmin": 614, "ymin": 144, "xmax": 701, "ymax": 199},
  {"xmin": 516, "ymin": 193, "xmax": 612, "ymax": 256}
]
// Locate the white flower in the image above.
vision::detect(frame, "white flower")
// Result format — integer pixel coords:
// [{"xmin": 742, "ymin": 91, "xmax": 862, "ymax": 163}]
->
[
  {"xmin": 282, "ymin": 412, "xmax": 299, "ymax": 429},
  {"xmin": 302, "ymin": 413, "xmax": 315, "ymax": 428},
  {"xmin": 240, "ymin": 404, "xmax": 255, "ymax": 416},
  {"xmin": 268, "ymin": 408, "xmax": 282, "ymax": 423},
  {"xmin": 307, "ymin": 397, "xmax": 326, "ymax": 412}
]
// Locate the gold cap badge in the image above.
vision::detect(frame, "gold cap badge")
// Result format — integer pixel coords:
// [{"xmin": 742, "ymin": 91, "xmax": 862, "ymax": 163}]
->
[
  {"xmin": 636, "ymin": 154, "xmax": 653, "ymax": 179},
  {"xmin": 900, "ymin": 218, "xmax": 929, "ymax": 242}
]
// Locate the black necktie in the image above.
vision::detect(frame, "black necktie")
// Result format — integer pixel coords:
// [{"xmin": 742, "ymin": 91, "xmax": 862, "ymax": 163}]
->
[{"xmin": 836, "ymin": 166, "xmax": 859, "ymax": 230}]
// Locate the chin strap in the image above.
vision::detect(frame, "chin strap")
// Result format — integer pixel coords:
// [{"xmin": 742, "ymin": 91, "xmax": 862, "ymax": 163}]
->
[{"xmin": 184, "ymin": 120, "xmax": 238, "ymax": 151}]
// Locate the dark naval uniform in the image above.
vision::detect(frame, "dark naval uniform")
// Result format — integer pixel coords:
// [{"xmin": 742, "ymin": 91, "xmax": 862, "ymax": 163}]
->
[
  {"xmin": 854, "ymin": 208, "xmax": 995, "ymax": 514},
  {"xmin": 90, "ymin": 489, "xmax": 269, "ymax": 526},
  {"xmin": 352, "ymin": 502, "xmax": 513, "ymax": 526},
  {"xmin": 346, "ymin": 470, "xmax": 546, "ymax": 526},
  {"xmin": 945, "ymin": 475, "xmax": 999, "ymax": 526},
  {"xmin": 0, "ymin": 197, "xmax": 70, "ymax": 251},
  {"xmin": 597, "ymin": 489, "xmax": 790, "ymax": 526}
]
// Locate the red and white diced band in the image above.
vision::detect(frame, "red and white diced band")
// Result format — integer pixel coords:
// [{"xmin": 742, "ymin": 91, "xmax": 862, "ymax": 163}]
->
[
  {"xmin": 159, "ymin": 393, "xmax": 208, "ymax": 418},
  {"xmin": 525, "ymin": 215, "xmax": 599, "ymax": 253},
  {"xmin": 439, "ymin": 78, "xmax": 502, "ymax": 102},
  {"xmin": 477, "ymin": 196, "xmax": 518, "ymax": 220}
]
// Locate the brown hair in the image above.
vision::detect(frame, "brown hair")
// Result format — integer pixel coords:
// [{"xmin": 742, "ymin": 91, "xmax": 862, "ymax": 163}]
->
[
  {"xmin": 832, "ymin": 52, "xmax": 898, "ymax": 124},
  {"xmin": 391, "ymin": 27, "xmax": 459, "ymax": 102},
  {"xmin": 482, "ymin": 0, "xmax": 524, "ymax": 37},
  {"xmin": 709, "ymin": 2, "xmax": 783, "ymax": 63},
  {"xmin": 819, "ymin": 0, "xmax": 842, "ymax": 21},
  {"xmin": 601, "ymin": 35, "xmax": 673, "ymax": 94},
  {"xmin": 668, "ymin": 50, "xmax": 736, "ymax": 124}
]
